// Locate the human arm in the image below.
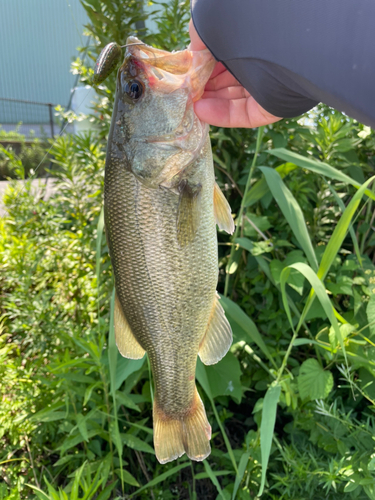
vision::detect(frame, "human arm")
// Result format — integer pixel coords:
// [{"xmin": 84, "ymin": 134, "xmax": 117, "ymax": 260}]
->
[{"xmin": 191, "ymin": 0, "xmax": 375, "ymax": 129}]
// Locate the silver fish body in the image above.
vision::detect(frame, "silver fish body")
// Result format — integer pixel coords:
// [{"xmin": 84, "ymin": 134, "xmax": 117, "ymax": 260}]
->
[{"xmin": 104, "ymin": 37, "xmax": 234, "ymax": 463}]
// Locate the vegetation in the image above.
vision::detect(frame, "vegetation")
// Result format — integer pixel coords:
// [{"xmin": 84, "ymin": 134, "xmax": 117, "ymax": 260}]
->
[
  {"xmin": 0, "ymin": 127, "xmax": 50, "ymax": 180},
  {"xmin": 1, "ymin": 1, "xmax": 375, "ymax": 499}
]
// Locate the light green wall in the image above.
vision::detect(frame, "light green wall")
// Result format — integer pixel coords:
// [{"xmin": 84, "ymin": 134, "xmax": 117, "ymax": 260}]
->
[{"xmin": 0, "ymin": 0, "xmax": 88, "ymax": 123}]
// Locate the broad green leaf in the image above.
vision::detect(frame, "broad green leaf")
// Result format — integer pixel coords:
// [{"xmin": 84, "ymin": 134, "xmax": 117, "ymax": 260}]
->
[
  {"xmin": 280, "ymin": 263, "xmax": 347, "ymax": 362},
  {"xmin": 95, "ymin": 481, "xmax": 118, "ymax": 500},
  {"xmin": 329, "ymin": 323, "xmax": 356, "ymax": 349},
  {"xmin": 243, "ymin": 214, "xmax": 271, "ymax": 238},
  {"xmin": 115, "ymin": 390, "xmax": 141, "ymax": 412},
  {"xmin": 58, "ymin": 429, "xmax": 99, "ymax": 453},
  {"xmin": 76, "ymin": 413, "xmax": 89, "ymax": 442},
  {"xmin": 196, "ymin": 358, "xmax": 213, "ymax": 399},
  {"xmin": 115, "ymin": 469, "xmax": 140, "ymax": 487},
  {"xmin": 317, "ymin": 176, "xmax": 375, "ymax": 282},
  {"xmin": 270, "ymin": 251, "xmax": 307, "ymax": 295},
  {"xmin": 269, "ymin": 148, "xmax": 375, "ymax": 201},
  {"xmin": 32, "ymin": 411, "xmax": 66, "ymax": 423},
  {"xmin": 220, "ymin": 295, "xmax": 277, "ymax": 369},
  {"xmin": 258, "ymin": 383, "xmax": 281, "ymax": 496},
  {"xmin": 121, "ymin": 433, "xmax": 155, "ymax": 454},
  {"xmin": 196, "ymin": 359, "xmax": 238, "ymax": 473},
  {"xmin": 232, "ymin": 452, "xmax": 250, "ymax": 500},
  {"xmin": 328, "ymin": 185, "xmax": 362, "ymax": 267},
  {"xmin": 206, "ymin": 352, "xmax": 242, "ymax": 403},
  {"xmin": 203, "ymin": 460, "xmax": 226, "ymax": 499},
  {"xmin": 115, "ymin": 356, "xmax": 146, "ymax": 390},
  {"xmin": 259, "ymin": 167, "xmax": 318, "ymax": 271},
  {"xmin": 129, "ymin": 462, "xmax": 190, "ymax": 498},
  {"xmin": 30, "ymin": 402, "xmax": 65, "ymax": 422},
  {"xmin": 25, "ymin": 485, "xmax": 50, "ymax": 500},
  {"xmin": 244, "ymin": 162, "xmax": 297, "ymax": 207},
  {"xmin": 367, "ymin": 294, "xmax": 375, "ymax": 337},
  {"xmin": 298, "ymin": 176, "xmax": 375, "ymax": 330},
  {"xmin": 298, "ymin": 359, "xmax": 334, "ymax": 400}
]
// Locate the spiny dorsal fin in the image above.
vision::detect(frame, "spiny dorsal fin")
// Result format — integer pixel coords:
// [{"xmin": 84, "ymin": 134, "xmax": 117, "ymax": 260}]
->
[
  {"xmin": 177, "ymin": 180, "xmax": 202, "ymax": 247},
  {"xmin": 198, "ymin": 294, "xmax": 233, "ymax": 365},
  {"xmin": 213, "ymin": 182, "xmax": 235, "ymax": 234},
  {"xmin": 115, "ymin": 293, "xmax": 146, "ymax": 359}
]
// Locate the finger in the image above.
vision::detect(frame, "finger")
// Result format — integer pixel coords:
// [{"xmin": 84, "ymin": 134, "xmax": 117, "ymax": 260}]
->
[
  {"xmin": 205, "ymin": 70, "xmax": 242, "ymax": 91},
  {"xmin": 210, "ymin": 62, "xmax": 226, "ymax": 79},
  {"xmin": 194, "ymin": 97, "xmax": 282, "ymax": 128},
  {"xmin": 202, "ymin": 86, "xmax": 250, "ymax": 100},
  {"xmin": 188, "ymin": 19, "xmax": 206, "ymax": 51}
]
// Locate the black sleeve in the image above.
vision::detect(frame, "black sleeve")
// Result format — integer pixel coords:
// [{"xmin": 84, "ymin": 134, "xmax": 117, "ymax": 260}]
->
[{"xmin": 191, "ymin": 0, "xmax": 375, "ymax": 128}]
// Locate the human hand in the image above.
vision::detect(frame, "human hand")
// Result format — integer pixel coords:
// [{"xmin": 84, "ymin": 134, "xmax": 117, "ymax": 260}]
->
[{"xmin": 189, "ymin": 20, "xmax": 282, "ymax": 128}]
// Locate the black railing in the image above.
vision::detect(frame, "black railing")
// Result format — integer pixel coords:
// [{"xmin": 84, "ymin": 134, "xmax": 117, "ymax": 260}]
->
[{"xmin": 0, "ymin": 97, "xmax": 58, "ymax": 138}]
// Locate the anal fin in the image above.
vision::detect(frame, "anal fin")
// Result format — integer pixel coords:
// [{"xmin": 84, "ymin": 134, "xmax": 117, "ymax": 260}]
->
[
  {"xmin": 214, "ymin": 182, "xmax": 235, "ymax": 234},
  {"xmin": 115, "ymin": 293, "xmax": 145, "ymax": 359},
  {"xmin": 199, "ymin": 294, "xmax": 233, "ymax": 365}
]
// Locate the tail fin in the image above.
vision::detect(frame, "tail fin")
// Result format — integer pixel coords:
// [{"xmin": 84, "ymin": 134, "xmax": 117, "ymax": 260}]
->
[{"xmin": 153, "ymin": 388, "xmax": 211, "ymax": 464}]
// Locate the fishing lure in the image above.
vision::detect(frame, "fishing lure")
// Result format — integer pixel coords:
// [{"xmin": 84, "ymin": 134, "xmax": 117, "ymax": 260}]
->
[{"xmin": 92, "ymin": 41, "xmax": 145, "ymax": 85}]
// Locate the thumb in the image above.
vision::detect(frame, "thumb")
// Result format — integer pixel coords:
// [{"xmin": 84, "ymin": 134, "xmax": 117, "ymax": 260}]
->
[{"xmin": 188, "ymin": 19, "xmax": 206, "ymax": 51}]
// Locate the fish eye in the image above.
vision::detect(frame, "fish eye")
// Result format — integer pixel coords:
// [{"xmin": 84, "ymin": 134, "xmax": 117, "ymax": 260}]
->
[{"xmin": 124, "ymin": 80, "xmax": 143, "ymax": 100}]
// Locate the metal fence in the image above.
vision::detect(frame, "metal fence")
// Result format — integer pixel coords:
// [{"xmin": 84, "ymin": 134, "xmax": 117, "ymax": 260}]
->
[{"xmin": 0, "ymin": 97, "xmax": 58, "ymax": 139}]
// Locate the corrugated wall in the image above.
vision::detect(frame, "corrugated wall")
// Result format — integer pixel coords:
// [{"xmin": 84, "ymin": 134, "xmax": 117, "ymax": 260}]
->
[{"xmin": 0, "ymin": 0, "xmax": 88, "ymax": 124}]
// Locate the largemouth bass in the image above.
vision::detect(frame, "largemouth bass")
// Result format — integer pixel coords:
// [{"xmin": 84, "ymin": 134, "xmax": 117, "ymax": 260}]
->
[{"xmin": 104, "ymin": 37, "xmax": 234, "ymax": 464}]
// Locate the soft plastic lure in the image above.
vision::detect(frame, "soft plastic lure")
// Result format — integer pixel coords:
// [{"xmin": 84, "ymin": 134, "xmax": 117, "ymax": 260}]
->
[{"xmin": 92, "ymin": 41, "xmax": 145, "ymax": 85}]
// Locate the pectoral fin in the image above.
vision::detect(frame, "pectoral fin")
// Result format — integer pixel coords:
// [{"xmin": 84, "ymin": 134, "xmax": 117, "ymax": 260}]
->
[
  {"xmin": 177, "ymin": 180, "xmax": 202, "ymax": 247},
  {"xmin": 198, "ymin": 294, "xmax": 233, "ymax": 365},
  {"xmin": 115, "ymin": 293, "xmax": 145, "ymax": 359},
  {"xmin": 213, "ymin": 183, "xmax": 235, "ymax": 234}
]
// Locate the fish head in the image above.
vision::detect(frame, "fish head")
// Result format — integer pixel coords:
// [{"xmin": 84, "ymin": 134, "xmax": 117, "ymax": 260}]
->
[{"xmin": 110, "ymin": 36, "xmax": 215, "ymax": 189}]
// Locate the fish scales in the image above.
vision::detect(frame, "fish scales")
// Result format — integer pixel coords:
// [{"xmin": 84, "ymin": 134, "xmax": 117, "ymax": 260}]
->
[
  {"xmin": 103, "ymin": 36, "xmax": 234, "ymax": 463},
  {"xmin": 105, "ymin": 139, "xmax": 217, "ymax": 414}
]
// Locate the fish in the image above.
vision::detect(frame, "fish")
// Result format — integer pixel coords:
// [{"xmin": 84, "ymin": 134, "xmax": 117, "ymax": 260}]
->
[{"xmin": 103, "ymin": 36, "xmax": 235, "ymax": 464}]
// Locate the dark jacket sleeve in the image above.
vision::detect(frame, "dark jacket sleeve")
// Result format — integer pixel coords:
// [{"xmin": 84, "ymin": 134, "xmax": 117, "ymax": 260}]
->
[{"xmin": 191, "ymin": 0, "xmax": 375, "ymax": 127}]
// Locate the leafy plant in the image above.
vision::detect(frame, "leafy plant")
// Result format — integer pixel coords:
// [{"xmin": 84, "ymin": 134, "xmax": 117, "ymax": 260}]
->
[{"xmin": 1, "ymin": 1, "xmax": 375, "ymax": 500}]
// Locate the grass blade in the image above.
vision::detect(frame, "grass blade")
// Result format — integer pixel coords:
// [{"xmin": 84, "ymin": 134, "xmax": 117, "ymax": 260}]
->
[
  {"xmin": 298, "ymin": 176, "xmax": 375, "ymax": 330},
  {"xmin": 224, "ymin": 127, "xmax": 264, "ymax": 296},
  {"xmin": 203, "ymin": 460, "xmax": 226, "ymax": 499},
  {"xmin": 328, "ymin": 185, "xmax": 362, "ymax": 267},
  {"xmin": 269, "ymin": 148, "xmax": 375, "ymax": 201},
  {"xmin": 26, "ymin": 484, "xmax": 50, "ymax": 500},
  {"xmin": 196, "ymin": 360, "xmax": 238, "ymax": 473},
  {"xmin": 258, "ymin": 383, "xmax": 281, "ymax": 496},
  {"xmin": 129, "ymin": 462, "xmax": 190, "ymax": 498},
  {"xmin": 259, "ymin": 167, "xmax": 318, "ymax": 271},
  {"xmin": 281, "ymin": 263, "xmax": 347, "ymax": 363},
  {"xmin": 244, "ymin": 162, "xmax": 297, "ymax": 207},
  {"xmin": 232, "ymin": 451, "xmax": 250, "ymax": 500},
  {"xmin": 96, "ymin": 206, "xmax": 105, "ymax": 287},
  {"xmin": 108, "ymin": 289, "xmax": 124, "ymax": 491},
  {"xmin": 96, "ymin": 206, "xmax": 105, "ymax": 336},
  {"xmin": 220, "ymin": 296, "xmax": 277, "ymax": 369},
  {"xmin": 317, "ymin": 176, "xmax": 375, "ymax": 282}
]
